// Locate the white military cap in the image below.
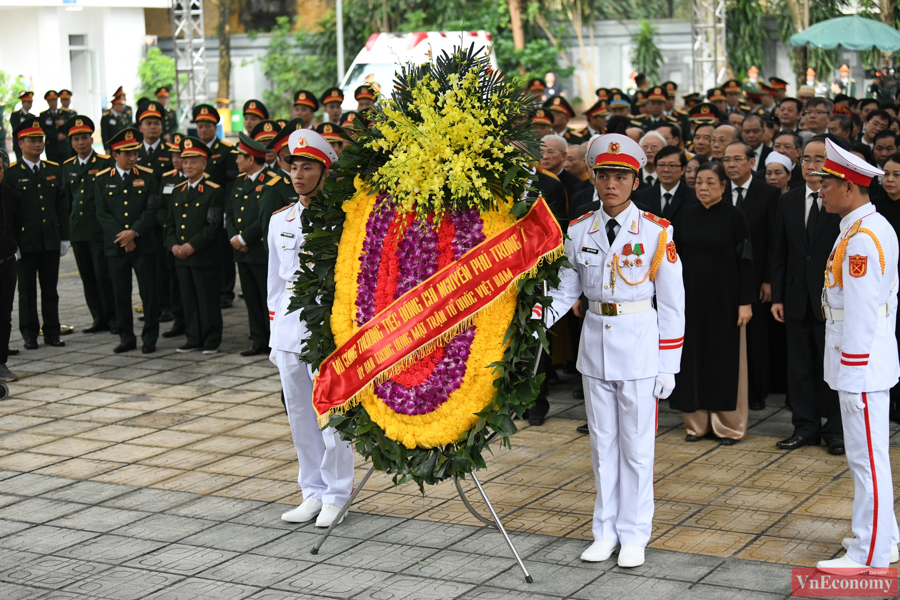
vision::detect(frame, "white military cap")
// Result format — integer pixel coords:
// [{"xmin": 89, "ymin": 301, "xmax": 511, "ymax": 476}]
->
[
  {"xmin": 765, "ymin": 151, "xmax": 793, "ymax": 172},
  {"xmin": 286, "ymin": 129, "xmax": 339, "ymax": 169},
  {"xmin": 586, "ymin": 133, "xmax": 648, "ymax": 173},
  {"xmin": 811, "ymin": 137, "xmax": 884, "ymax": 186}
]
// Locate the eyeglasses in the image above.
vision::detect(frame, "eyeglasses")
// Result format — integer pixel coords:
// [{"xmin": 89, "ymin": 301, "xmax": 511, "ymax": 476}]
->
[
  {"xmin": 721, "ymin": 156, "xmax": 749, "ymax": 164},
  {"xmin": 808, "ymin": 110, "xmax": 830, "ymax": 117},
  {"xmin": 801, "ymin": 156, "xmax": 827, "ymax": 165},
  {"xmin": 656, "ymin": 163, "xmax": 684, "ymax": 171}
]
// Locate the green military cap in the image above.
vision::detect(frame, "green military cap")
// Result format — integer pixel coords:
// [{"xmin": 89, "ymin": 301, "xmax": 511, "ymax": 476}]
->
[
  {"xmin": 723, "ymin": 79, "xmax": 742, "ymax": 94},
  {"xmin": 663, "ymin": 81, "xmax": 677, "ymax": 98},
  {"xmin": 250, "ymin": 119, "xmax": 280, "ymax": 144},
  {"xmin": 531, "ymin": 108, "xmax": 554, "ymax": 125},
  {"xmin": 180, "ymin": 135, "xmax": 210, "ymax": 158},
  {"xmin": 315, "ymin": 122, "xmax": 346, "ymax": 144},
  {"xmin": 527, "ymin": 78, "xmax": 547, "ymax": 93},
  {"xmin": 58, "ymin": 89, "xmax": 72, "ymax": 100},
  {"xmin": 358, "ymin": 108, "xmax": 376, "ymax": 127},
  {"xmin": 339, "ymin": 111, "xmax": 364, "ymax": 131},
  {"xmin": 689, "ymin": 102, "xmax": 722, "ymax": 123},
  {"xmin": 243, "ymin": 99, "xmax": 268, "ymax": 120},
  {"xmin": 108, "ymin": 127, "xmax": 141, "ymax": 152},
  {"xmin": 275, "ymin": 119, "xmax": 288, "ymax": 129},
  {"xmin": 768, "ymin": 77, "xmax": 788, "ymax": 92},
  {"xmin": 268, "ymin": 118, "xmax": 306, "ymax": 153},
  {"xmin": 707, "ymin": 88, "xmax": 726, "ymax": 102},
  {"xmin": 353, "ymin": 85, "xmax": 377, "ymax": 103},
  {"xmin": 633, "ymin": 89, "xmax": 648, "ymax": 105},
  {"xmin": 647, "ymin": 86, "xmax": 667, "ymax": 102},
  {"xmin": 66, "ymin": 115, "xmax": 95, "ymax": 136},
  {"xmin": 192, "ymin": 104, "xmax": 220, "ymax": 124},
  {"xmin": 321, "ymin": 87, "xmax": 345, "ymax": 106},
  {"xmin": 136, "ymin": 100, "xmax": 164, "ymax": 122},
  {"xmin": 543, "ymin": 95, "xmax": 575, "ymax": 118},
  {"xmin": 742, "ymin": 81, "xmax": 763, "ymax": 100},
  {"xmin": 232, "ymin": 132, "xmax": 268, "ymax": 158},
  {"xmin": 595, "ymin": 87, "xmax": 609, "ymax": 101},
  {"xmin": 293, "ymin": 90, "xmax": 319, "ymax": 111},
  {"xmin": 167, "ymin": 132, "xmax": 184, "ymax": 152},
  {"xmin": 13, "ymin": 117, "xmax": 45, "ymax": 140},
  {"xmin": 155, "ymin": 86, "xmax": 171, "ymax": 98},
  {"xmin": 44, "ymin": 90, "xmax": 58, "ymax": 101},
  {"xmin": 584, "ymin": 101, "xmax": 609, "ymax": 118}
]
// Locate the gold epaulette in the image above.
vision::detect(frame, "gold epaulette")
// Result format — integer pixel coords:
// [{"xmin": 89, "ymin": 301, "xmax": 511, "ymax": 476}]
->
[
  {"xmin": 9, "ymin": 162, "xmax": 16, "ymax": 169},
  {"xmin": 42, "ymin": 160, "xmax": 59, "ymax": 167},
  {"xmin": 102, "ymin": 111, "xmax": 110, "ymax": 117},
  {"xmin": 273, "ymin": 202, "xmax": 295, "ymax": 215},
  {"xmin": 94, "ymin": 167, "xmax": 112, "ymax": 177},
  {"xmin": 630, "ymin": 120, "xmax": 643, "ymax": 127},
  {"xmin": 162, "ymin": 169, "xmax": 178, "ymax": 177},
  {"xmin": 633, "ymin": 114, "xmax": 647, "ymax": 120},
  {"xmin": 174, "ymin": 180, "xmax": 190, "ymax": 190},
  {"xmin": 218, "ymin": 139, "xmax": 233, "ymax": 147},
  {"xmin": 266, "ymin": 176, "xmax": 282, "ymax": 187},
  {"xmin": 642, "ymin": 211, "xmax": 671, "ymax": 228},
  {"xmin": 203, "ymin": 172, "xmax": 211, "ymax": 179},
  {"xmin": 63, "ymin": 156, "xmax": 77, "ymax": 164},
  {"xmin": 848, "ymin": 220, "xmax": 862, "ymax": 237},
  {"xmin": 570, "ymin": 211, "xmax": 594, "ymax": 227},
  {"xmin": 205, "ymin": 181, "xmax": 220, "ymax": 189},
  {"xmin": 674, "ymin": 109, "xmax": 687, "ymax": 116},
  {"xmin": 135, "ymin": 164, "xmax": 154, "ymax": 174},
  {"xmin": 237, "ymin": 172, "xmax": 247, "ymax": 178},
  {"xmin": 96, "ymin": 153, "xmax": 110, "ymax": 160}
]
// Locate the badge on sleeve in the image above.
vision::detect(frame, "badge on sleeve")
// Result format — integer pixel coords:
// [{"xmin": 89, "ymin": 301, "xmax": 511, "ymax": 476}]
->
[
  {"xmin": 666, "ymin": 241, "xmax": 677, "ymax": 263},
  {"xmin": 849, "ymin": 255, "xmax": 867, "ymax": 278}
]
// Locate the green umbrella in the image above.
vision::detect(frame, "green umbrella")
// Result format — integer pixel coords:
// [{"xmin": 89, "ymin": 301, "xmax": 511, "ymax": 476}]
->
[{"xmin": 789, "ymin": 15, "xmax": 900, "ymax": 52}]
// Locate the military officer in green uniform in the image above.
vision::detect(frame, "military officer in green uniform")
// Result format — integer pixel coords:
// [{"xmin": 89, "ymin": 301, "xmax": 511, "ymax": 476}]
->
[
  {"xmin": 226, "ymin": 133, "xmax": 272, "ymax": 355},
  {"xmin": 292, "ymin": 90, "xmax": 319, "ymax": 128},
  {"xmin": 10, "ymin": 91, "xmax": 35, "ymax": 163},
  {"xmin": 249, "ymin": 119, "xmax": 281, "ymax": 172},
  {"xmin": 321, "ymin": 87, "xmax": 344, "ymax": 124},
  {"xmin": 259, "ymin": 119, "xmax": 302, "ymax": 241},
  {"xmin": 95, "ymin": 128, "xmax": 160, "ymax": 354},
  {"xmin": 156, "ymin": 87, "xmax": 178, "ymax": 140},
  {"xmin": 242, "ymin": 100, "xmax": 268, "ymax": 136},
  {"xmin": 10, "ymin": 119, "xmax": 68, "ymax": 349},
  {"xmin": 662, "ymin": 81, "xmax": 692, "ymax": 142},
  {"xmin": 101, "ymin": 90, "xmax": 133, "ymax": 154},
  {"xmin": 59, "ymin": 90, "xmax": 76, "ymax": 116},
  {"xmin": 543, "ymin": 95, "xmax": 584, "ymax": 145},
  {"xmin": 192, "ymin": 103, "xmax": 238, "ymax": 308},
  {"xmin": 633, "ymin": 86, "xmax": 681, "ymax": 133},
  {"xmin": 159, "ymin": 133, "xmax": 187, "ymax": 339},
  {"xmin": 62, "ymin": 116, "xmax": 117, "ymax": 334},
  {"xmin": 166, "ymin": 136, "xmax": 225, "ymax": 354},
  {"xmin": 39, "ymin": 91, "xmax": 69, "ymax": 163}
]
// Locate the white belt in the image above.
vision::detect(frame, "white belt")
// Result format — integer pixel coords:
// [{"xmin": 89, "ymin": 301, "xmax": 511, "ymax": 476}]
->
[
  {"xmin": 822, "ymin": 303, "xmax": 890, "ymax": 322},
  {"xmin": 588, "ymin": 298, "xmax": 653, "ymax": 316}
]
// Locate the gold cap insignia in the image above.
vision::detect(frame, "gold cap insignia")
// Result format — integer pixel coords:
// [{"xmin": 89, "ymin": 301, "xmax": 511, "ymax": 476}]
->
[
  {"xmin": 330, "ymin": 91, "xmax": 339, "ymax": 98},
  {"xmin": 297, "ymin": 137, "xmax": 308, "ymax": 149},
  {"xmin": 125, "ymin": 131, "xmax": 134, "ymax": 140},
  {"xmin": 324, "ymin": 125, "xmax": 332, "ymax": 133},
  {"xmin": 75, "ymin": 119, "xmax": 83, "ymax": 126},
  {"xmin": 299, "ymin": 93, "xmax": 306, "ymax": 100},
  {"xmin": 608, "ymin": 141, "xmax": 621, "ymax": 155},
  {"xmin": 700, "ymin": 106, "xmax": 710, "ymax": 114},
  {"xmin": 553, "ymin": 98, "xmax": 560, "ymax": 105},
  {"xmin": 201, "ymin": 107, "xmax": 209, "ymax": 114},
  {"xmin": 149, "ymin": 104, "xmax": 156, "ymax": 111},
  {"xmin": 264, "ymin": 123, "xmax": 273, "ymax": 132},
  {"xmin": 250, "ymin": 102, "xmax": 256, "ymax": 109},
  {"xmin": 184, "ymin": 139, "xmax": 193, "ymax": 149},
  {"xmin": 32, "ymin": 120, "xmax": 39, "ymax": 128}
]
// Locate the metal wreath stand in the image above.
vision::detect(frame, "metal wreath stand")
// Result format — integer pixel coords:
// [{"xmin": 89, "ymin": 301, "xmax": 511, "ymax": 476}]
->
[{"xmin": 311, "ymin": 285, "xmax": 551, "ymax": 585}]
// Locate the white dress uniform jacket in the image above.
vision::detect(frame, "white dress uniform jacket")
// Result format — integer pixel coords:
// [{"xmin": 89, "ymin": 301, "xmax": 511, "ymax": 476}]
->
[
  {"xmin": 267, "ymin": 202, "xmax": 309, "ymax": 353},
  {"xmin": 823, "ymin": 204, "xmax": 900, "ymax": 393},
  {"xmin": 546, "ymin": 200, "xmax": 686, "ymax": 379}
]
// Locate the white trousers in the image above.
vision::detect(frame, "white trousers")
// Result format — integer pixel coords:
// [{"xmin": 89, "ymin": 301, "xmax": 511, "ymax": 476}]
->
[
  {"xmin": 843, "ymin": 390, "xmax": 895, "ymax": 567},
  {"xmin": 583, "ymin": 375, "xmax": 657, "ymax": 547},
  {"xmin": 274, "ymin": 350, "xmax": 354, "ymax": 506}
]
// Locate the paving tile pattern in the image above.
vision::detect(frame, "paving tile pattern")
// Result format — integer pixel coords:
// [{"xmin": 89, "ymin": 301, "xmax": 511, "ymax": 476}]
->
[{"xmin": 0, "ymin": 256, "xmax": 896, "ymax": 598}]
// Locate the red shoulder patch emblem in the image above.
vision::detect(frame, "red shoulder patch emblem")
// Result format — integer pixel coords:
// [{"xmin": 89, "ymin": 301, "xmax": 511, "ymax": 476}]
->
[
  {"xmin": 643, "ymin": 211, "xmax": 671, "ymax": 228},
  {"xmin": 666, "ymin": 241, "xmax": 677, "ymax": 263},
  {"xmin": 849, "ymin": 255, "xmax": 867, "ymax": 278}
]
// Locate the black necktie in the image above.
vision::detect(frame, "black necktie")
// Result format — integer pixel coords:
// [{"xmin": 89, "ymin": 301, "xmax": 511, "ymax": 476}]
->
[
  {"xmin": 606, "ymin": 218, "xmax": 618, "ymax": 246},
  {"xmin": 301, "ymin": 213, "xmax": 311, "ymax": 228},
  {"xmin": 663, "ymin": 192, "xmax": 672, "ymax": 216},
  {"xmin": 806, "ymin": 194, "xmax": 819, "ymax": 236},
  {"xmin": 735, "ymin": 187, "xmax": 745, "ymax": 210},
  {"xmin": 32, "ymin": 165, "xmax": 39, "ymax": 176},
  {"xmin": 646, "ymin": 175, "xmax": 653, "ymax": 186},
  {"xmin": 147, "ymin": 145, "xmax": 154, "ymax": 158}
]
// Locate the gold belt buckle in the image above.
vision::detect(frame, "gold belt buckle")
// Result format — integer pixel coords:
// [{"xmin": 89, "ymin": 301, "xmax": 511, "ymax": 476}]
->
[{"xmin": 600, "ymin": 302, "xmax": 618, "ymax": 316}]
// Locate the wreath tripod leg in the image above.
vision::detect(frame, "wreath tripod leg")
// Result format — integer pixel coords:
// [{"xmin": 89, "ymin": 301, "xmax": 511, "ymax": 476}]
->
[
  {"xmin": 469, "ymin": 472, "xmax": 534, "ymax": 583},
  {"xmin": 311, "ymin": 464, "xmax": 375, "ymax": 555}
]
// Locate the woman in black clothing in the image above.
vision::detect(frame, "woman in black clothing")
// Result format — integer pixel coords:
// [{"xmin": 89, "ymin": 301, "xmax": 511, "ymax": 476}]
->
[{"xmin": 670, "ymin": 162, "xmax": 755, "ymax": 444}]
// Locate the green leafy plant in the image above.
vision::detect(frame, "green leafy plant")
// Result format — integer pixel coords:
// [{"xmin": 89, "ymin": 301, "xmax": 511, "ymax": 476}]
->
[
  {"xmin": 774, "ymin": 0, "xmax": 848, "ymax": 84},
  {"xmin": 630, "ymin": 19, "xmax": 663, "ymax": 85},
  {"xmin": 0, "ymin": 71, "xmax": 28, "ymax": 139},
  {"xmin": 726, "ymin": 0, "xmax": 767, "ymax": 79},
  {"xmin": 136, "ymin": 47, "xmax": 176, "ymax": 103}
]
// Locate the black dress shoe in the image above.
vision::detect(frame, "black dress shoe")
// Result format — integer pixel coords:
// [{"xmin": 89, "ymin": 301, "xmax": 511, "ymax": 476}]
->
[
  {"xmin": 719, "ymin": 437, "xmax": 739, "ymax": 446},
  {"xmin": 240, "ymin": 345, "xmax": 265, "ymax": 357},
  {"xmin": 114, "ymin": 341, "xmax": 137, "ymax": 354},
  {"xmin": 159, "ymin": 312, "xmax": 174, "ymax": 323},
  {"xmin": 573, "ymin": 389, "xmax": 585, "ymax": 400},
  {"xmin": 23, "ymin": 339, "xmax": 38, "ymax": 350},
  {"xmin": 220, "ymin": 299, "xmax": 233, "ymax": 309},
  {"xmin": 576, "ymin": 423, "xmax": 589, "ymax": 434},
  {"xmin": 528, "ymin": 415, "xmax": 546, "ymax": 426},
  {"xmin": 685, "ymin": 434, "xmax": 703, "ymax": 442},
  {"xmin": 162, "ymin": 327, "xmax": 185, "ymax": 339},
  {"xmin": 83, "ymin": 324, "xmax": 109, "ymax": 334},
  {"xmin": 748, "ymin": 401, "xmax": 766, "ymax": 411},
  {"xmin": 142, "ymin": 344, "xmax": 156, "ymax": 354},
  {"xmin": 825, "ymin": 438, "xmax": 846, "ymax": 455},
  {"xmin": 776, "ymin": 433, "xmax": 820, "ymax": 450},
  {"xmin": 45, "ymin": 337, "xmax": 65, "ymax": 347},
  {"xmin": 7, "ymin": 348, "xmax": 18, "ymax": 356}
]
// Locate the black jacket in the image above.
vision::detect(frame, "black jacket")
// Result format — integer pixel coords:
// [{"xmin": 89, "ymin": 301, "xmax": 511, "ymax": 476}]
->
[
  {"xmin": 771, "ymin": 185, "xmax": 841, "ymax": 320},
  {"xmin": 725, "ymin": 178, "xmax": 780, "ymax": 287},
  {"xmin": 789, "ymin": 164, "xmax": 805, "ymax": 190},
  {"xmin": 0, "ymin": 183, "xmax": 23, "ymax": 259},
  {"xmin": 753, "ymin": 144, "xmax": 772, "ymax": 173},
  {"xmin": 632, "ymin": 180, "xmax": 699, "ymax": 228}
]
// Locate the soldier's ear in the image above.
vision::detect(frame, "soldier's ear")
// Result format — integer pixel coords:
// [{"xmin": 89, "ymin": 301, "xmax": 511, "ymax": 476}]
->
[{"xmin": 631, "ymin": 174, "xmax": 640, "ymax": 191}]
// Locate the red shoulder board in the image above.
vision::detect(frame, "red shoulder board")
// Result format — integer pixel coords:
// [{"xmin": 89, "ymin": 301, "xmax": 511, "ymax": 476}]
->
[
  {"xmin": 272, "ymin": 202, "xmax": 295, "ymax": 215},
  {"xmin": 642, "ymin": 211, "xmax": 671, "ymax": 228},
  {"xmin": 569, "ymin": 210, "xmax": 594, "ymax": 227}
]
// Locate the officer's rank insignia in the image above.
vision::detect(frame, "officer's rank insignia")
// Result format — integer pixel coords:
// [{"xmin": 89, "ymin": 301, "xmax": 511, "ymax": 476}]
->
[
  {"xmin": 198, "ymin": 184, "xmax": 204, "ymax": 193},
  {"xmin": 666, "ymin": 241, "xmax": 677, "ymax": 263},
  {"xmin": 630, "ymin": 220, "xmax": 638, "ymax": 233},
  {"xmin": 588, "ymin": 217, "xmax": 600, "ymax": 234},
  {"xmin": 581, "ymin": 247, "xmax": 598, "ymax": 254},
  {"xmin": 133, "ymin": 179, "xmax": 144, "ymax": 187},
  {"xmin": 849, "ymin": 255, "xmax": 867, "ymax": 278}
]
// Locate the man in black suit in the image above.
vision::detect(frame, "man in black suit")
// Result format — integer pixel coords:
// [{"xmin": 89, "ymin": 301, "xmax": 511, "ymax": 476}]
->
[
  {"xmin": 771, "ymin": 134, "xmax": 844, "ymax": 454},
  {"xmin": 773, "ymin": 130, "xmax": 805, "ymax": 190},
  {"xmin": 741, "ymin": 115, "xmax": 771, "ymax": 174},
  {"xmin": 724, "ymin": 141, "xmax": 781, "ymax": 410},
  {"xmin": 633, "ymin": 145, "xmax": 698, "ymax": 228},
  {"xmin": 540, "ymin": 135, "xmax": 581, "ymax": 204}
]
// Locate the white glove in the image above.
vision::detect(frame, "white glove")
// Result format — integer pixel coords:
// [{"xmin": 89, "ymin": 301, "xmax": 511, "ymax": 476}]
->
[
  {"xmin": 268, "ymin": 347, "xmax": 278, "ymax": 367},
  {"xmin": 60, "ymin": 241, "xmax": 71, "ymax": 257},
  {"xmin": 654, "ymin": 372, "xmax": 676, "ymax": 400},
  {"xmin": 15, "ymin": 248, "xmax": 20, "ymax": 260},
  {"xmin": 838, "ymin": 390, "xmax": 865, "ymax": 414}
]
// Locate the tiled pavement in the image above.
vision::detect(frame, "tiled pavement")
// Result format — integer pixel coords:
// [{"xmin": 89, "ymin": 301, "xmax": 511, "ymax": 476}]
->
[{"xmin": 1, "ymin": 254, "xmax": 899, "ymax": 599}]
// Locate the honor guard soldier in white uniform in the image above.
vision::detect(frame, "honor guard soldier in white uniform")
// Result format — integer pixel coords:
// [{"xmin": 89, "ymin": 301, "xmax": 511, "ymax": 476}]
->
[
  {"xmin": 815, "ymin": 138, "xmax": 900, "ymax": 573},
  {"xmin": 268, "ymin": 129, "xmax": 354, "ymax": 528},
  {"xmin": 545, "ymin": 134, "xmax": 685, "ymax": 568}
]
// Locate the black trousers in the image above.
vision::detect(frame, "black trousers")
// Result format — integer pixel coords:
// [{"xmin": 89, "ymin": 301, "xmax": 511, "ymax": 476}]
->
[
  {"xmin": 237, "ymin": 261, "xmax": 269, "ymax": 347},
  {"xmin": 0, "ymin": 258, "xmax": 16, "ymax": 364},
  {"xmin": 16, "ymin": 250, "xmax": 60, "ymax": 341},
  {"xmin": 786, "ymin": 307, "xmax": 842, "ymax": 440},
  {"xmin": 153, "ymin": 227, "xmax": 172, "ymax": 314},
  {"xmin": 746, "ymin": 299, "xmax": 770, "ymax": 404},
  {"xmin": 165, "ymin": 249, "xmax": 184, "ymax": 331},
  {"xmin": 72, "ymin": 239, "xmax": 116, "ymax": 329},
  {"xmin": 176, "ymin": 264, "xmax": 222, "ymax": 350},
  {"xmin": 107, "ymin": 252, "xmax": 159, "ymax": 346},
  {"xmin": 219, "ymin": 231, "xmax": 236, "ymax": 302}
]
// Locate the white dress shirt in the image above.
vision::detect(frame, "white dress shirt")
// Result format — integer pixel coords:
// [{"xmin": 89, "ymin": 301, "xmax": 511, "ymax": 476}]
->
[
  {"xmin": 731, "ymin": 177, "xmax": 752, "ymax": 206},
  {"xmin": 660, "ymin": 181, "xmax": 680, "ymax": 214}
]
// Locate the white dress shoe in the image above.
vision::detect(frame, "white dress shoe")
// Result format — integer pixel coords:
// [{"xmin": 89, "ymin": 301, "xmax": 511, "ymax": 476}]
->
[
  {"xmin": 580, "ymin": 540, "xmax": 619, "ymax": 562},
  {"xmin": 315, "ymin": 503, "xmax": 345, "ymax": 528},
  {"xmin": 281, "ymin": 497, "xmax": 322, "ymax": 523},
  {"xmin": 617, "ymin": 544, "xmax": 645, "ymax": 568},
  {"xmin": 817, "ymin": 553, "xmax": 869, "ymax": 574},
  {"xmin": 842, "ymin": 537, "xmax": 899, "ymax": 563}
]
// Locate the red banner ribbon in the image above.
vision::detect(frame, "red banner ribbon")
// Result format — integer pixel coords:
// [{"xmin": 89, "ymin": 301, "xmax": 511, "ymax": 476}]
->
[{"xmin": 313, "ymin": 197, "xmax": 563, "ymax": 420}]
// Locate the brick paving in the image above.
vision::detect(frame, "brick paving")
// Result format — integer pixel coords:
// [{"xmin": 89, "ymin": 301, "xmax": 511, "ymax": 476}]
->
[{"xmin": 1, "ymin": 254, "xmax": 898, "ymax": 599}]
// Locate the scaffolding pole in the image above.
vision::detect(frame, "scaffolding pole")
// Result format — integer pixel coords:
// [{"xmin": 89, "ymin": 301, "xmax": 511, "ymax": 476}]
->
[
  {"xmin": 171, "ymin": 0, "xmax": 209, "ymax": 129},
  {"xmin": 691, "ymin": 0, "xmax": 727, "ymax": 94}
]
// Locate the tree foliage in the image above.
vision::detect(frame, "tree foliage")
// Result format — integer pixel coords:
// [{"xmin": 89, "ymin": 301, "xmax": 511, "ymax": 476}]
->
[
  {"xmin": 726, "ymin": 0, "xmax": 767, "ymax": 79},
  {"xmin": 0, "ymin": 70, "xmax": 28, "ymax": 138},
  {"xmin": 630, "ymin": 19, "xmax": 663, "ymax": 85},
  {"xmin": 137, "ymin": 47, "xmax": 176, "ymax": 103},
  {"xmin": 774, "ymin": 0, "xmax": 848, "ymax": 84}
]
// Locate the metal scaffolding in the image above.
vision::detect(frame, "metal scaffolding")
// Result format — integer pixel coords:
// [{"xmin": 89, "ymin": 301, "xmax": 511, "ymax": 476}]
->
[
  {"xmin": 171, "ymin": 0, "xmax": 208, "ymax": 129},
  {"xmin": 691, "ymin": 0, "xmax": 727, "ymax": 94}
]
